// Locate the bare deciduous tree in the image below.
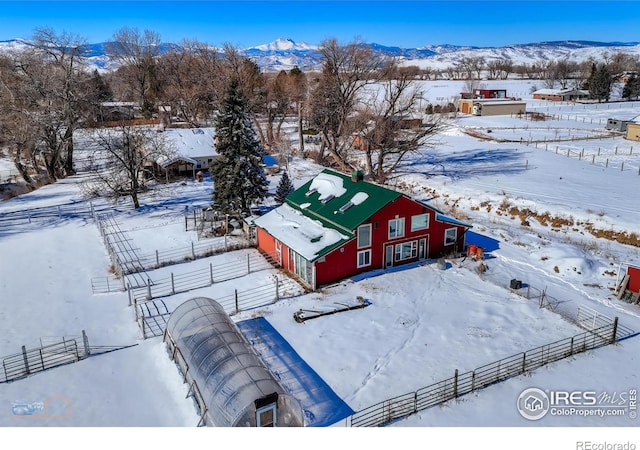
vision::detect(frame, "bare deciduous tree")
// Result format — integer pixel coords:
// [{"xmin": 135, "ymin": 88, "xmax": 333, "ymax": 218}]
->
[
  {"xmin": 355, "ymin": 73, "xmax": 446, "ymax": 182},
  {"xmin": 308, "ymin": 38, "xmax": 387, "ymax": 170},
  {"xmin": 106, "ymin": 27, "xmax": 164, "ymax": 117},
  {"xmin": 83, "ymin": 125, "xmax": 173, "ymax": 209}
]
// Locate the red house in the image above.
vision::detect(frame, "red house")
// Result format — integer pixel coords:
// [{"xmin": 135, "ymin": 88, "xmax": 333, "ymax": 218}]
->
[{"xmin": 253, "ymin": 169, "xmax": 471, "ymax": 290}]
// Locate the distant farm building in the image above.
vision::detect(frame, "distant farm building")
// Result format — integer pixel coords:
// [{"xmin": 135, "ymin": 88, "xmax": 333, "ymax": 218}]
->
[
  {"xmin": 458, "ymin": 98, "xmax": 526, "ymax": 116},
  {"xmin": 96, "ymin": 102, "xmax": 138, "ymax": 123},
  {"xmin": 532, "ymin": 88, "xmax": 589, "ymax": 102},
  {"xmin": 606, "ymin": 119, "xmax": 633, "ymax": 132},
  {"xmin": 460, "ymin": 89, "xmax": 508, "ymax": 99},
  {"xmin": 155, "ymin": 128, "xmax": 218, "ymax": 179},
  {"xmin": 253, "ymin": 169, "xmax": 471, "ymax": 290},
  {"xmin": 624, "ymin": 116, "xmax": 640, "ymax": 141}
]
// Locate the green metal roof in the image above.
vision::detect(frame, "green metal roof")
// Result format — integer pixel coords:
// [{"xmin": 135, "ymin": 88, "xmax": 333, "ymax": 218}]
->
[{"xmin": 286, "ymin": 169, "xmax": 402, "ymax": 233}]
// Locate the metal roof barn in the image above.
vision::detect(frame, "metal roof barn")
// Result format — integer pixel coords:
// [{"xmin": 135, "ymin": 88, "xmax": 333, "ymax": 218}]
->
[{"xmin": 164, "ymin": 297, "xmax": 304, "ymax": 427}]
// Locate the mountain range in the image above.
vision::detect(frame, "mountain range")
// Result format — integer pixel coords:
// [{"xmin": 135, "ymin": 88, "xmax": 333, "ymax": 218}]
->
[{"xmin": 1, "ymin": 37, "xmax": 640, "ymax": 73}]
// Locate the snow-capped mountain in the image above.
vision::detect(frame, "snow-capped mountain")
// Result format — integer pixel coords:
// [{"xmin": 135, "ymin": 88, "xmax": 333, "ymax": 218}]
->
[
  {"xmin": 248, "ymin": 38, "xmax": 317, "ymax": 52},
  {"xmin": 403, "ymin": 40, "xmax": 640, "ymax": 71},
  {"xmin": 1, "ymin": 37, "xmax": 639, "ymax": 73}
]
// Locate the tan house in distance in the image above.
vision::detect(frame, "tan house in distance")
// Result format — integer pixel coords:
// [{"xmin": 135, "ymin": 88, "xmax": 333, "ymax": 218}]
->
[
  {"xmin": 458, "ymin": 98, "xmax": 526, "ymax": 116},
  {"xmin": 625, "ymin": 122, "xmax": 640, "ymax": 142}
]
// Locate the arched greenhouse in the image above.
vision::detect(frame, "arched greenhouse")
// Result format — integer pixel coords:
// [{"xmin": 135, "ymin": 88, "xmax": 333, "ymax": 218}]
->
[{"xmin": 164, "ymin": 296, "xmax": 304, "ymax": 427}]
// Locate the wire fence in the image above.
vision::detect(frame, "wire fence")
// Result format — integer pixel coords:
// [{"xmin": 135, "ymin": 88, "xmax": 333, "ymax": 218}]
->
[
  {"xmin": 126, "ymin": 251, "xmax": 278, "ymax": 304},
  {"xmin": 349, "ymin": 313, "xmax": 626, "ymax": 427},
  {"xmin": 527, "ymin": 141, "xmax": 640, "ymax": 174},
  {"xmin": 92, "ymin": 209, "xmax": 257, "ymax": 294},
  {"xmin": 508, "ymin": 282, "xmax": 635, "ymax": 339},
  {"xmin": 135, "ymin": 276, "xmax": 305, "ymax": 339},
  {"xmin": 123, "ymin": 236, "xmax": 253, "ymax": 274}
]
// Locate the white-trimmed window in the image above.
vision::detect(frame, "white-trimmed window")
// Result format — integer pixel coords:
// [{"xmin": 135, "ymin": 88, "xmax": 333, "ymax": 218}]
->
[
  {"xmin": 411, "ymin": 213, "xmax": 429, "ymax": 231},
  {"xmin": 357, "ymin": 249, "xmax": 372, "ymax": 268},
  {"xmin": 444, "ymin": 228, "xmax": 457, "ymax": 246},
  {"xmin": 357, "ymin": 224, "xmax": 372, "ymax": 248},
  {"xmin": 388, "ymin": 218, "xmax": 405, "ymax": 239},
  {"xmin": 395, "ymin": 241, "xmax": 417, "ymax": 261}
]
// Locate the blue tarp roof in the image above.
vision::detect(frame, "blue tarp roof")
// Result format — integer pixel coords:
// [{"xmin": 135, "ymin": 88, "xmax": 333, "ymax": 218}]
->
[{"xmin": 263, "ymin": 154, "xmax": 278, "ymax": 166}]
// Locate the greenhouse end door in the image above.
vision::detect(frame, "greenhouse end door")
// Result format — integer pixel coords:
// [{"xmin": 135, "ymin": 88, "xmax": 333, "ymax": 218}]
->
[{"xmin": 256, "ymin": 393, "xmax": 278, "ymax": 427}]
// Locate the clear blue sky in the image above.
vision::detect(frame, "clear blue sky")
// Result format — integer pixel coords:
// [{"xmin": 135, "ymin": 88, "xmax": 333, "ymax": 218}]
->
[{"xmin": 1, "ymin": 1, "xmax": 639, "ymax": 48}]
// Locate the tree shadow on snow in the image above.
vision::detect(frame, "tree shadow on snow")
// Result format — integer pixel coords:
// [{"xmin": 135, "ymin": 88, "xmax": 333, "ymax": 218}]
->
[{"xmin": 396, "ymin": 148, "xmax": 530, "ymax": 181}]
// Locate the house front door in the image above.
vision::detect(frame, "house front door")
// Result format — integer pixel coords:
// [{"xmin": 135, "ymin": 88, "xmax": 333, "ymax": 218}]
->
[
  {"xmin": 419, "ymin": 238, "xmax": 428, "ymax": 259},
  {"xmin": 385, "ymin": 244, "xmax": 394, "ymax": 268}
]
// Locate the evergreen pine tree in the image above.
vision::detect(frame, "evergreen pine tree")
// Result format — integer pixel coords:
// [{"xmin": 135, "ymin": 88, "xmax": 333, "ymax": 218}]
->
[
  {"xmin": 211, "ymin": 78, "xmax": 269, "ymax": 214},
  {"xmin": 589, "ymin": 63, "xmax": 612, "ymax": 102},
  {"xmin": 582, "ymin": 62, "xmax": 597, "ymax": 91},
  {"xmin": 274, "ymin": 171, "xmax": 294, "ymax": 204},
  {"xmin": 622, "ymin": 74, "xmax": 640, "ymax": 100}
]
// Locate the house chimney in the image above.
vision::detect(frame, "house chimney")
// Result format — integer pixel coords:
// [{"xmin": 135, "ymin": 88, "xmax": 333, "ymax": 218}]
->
[{"xmin": 351, "ymin": 170, "xmax": 364, "ymax": 182}]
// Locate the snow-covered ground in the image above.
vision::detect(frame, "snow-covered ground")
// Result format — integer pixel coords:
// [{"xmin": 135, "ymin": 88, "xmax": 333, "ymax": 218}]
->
[{"xmin": 2, "ymin": 80, "xmax": 640, "ymax": 448}]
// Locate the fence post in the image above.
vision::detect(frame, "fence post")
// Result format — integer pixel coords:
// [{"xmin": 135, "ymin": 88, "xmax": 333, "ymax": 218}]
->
[
  {"xmin": 606, "ymin": 159, "xmax": 609, "ymax": 168},
  {"xmin": 235, "ymin": 290, "xmax": 239, "ymax": 314},
  {"xmin": 22, "ymin": 346, "xmax": 30, "ymax": 375},
  {"xmin": 611, "ymin": 317, "xmax": 619, "ymax": 344},
  {"xmin": 210, "ymin": 263, "xmax": 214, "ymax": 285},
  {"xmin": 275, "ymin": 279, "xmax": 280, "ymax": 302},
  {"xmin": 471, "ymin": 371, "xmax": 475, "ymax": 391},
  {"xmin": 453, "ymin": 369, "xmax": 459, "ymax": 398},
  {"xmin": 171, "ymin": 273, "xmax": 175, "ymax": 295},
  {"xmin": 522, "ymin": 352, "xmax": 526, "ymax": 373},
  {"xmin": 82, "ymin": 330, "xmax": 91, "ymax": 357},
  {"xmin": 146, "ymin": 278, "xmax": 152, "ymax": 300},
  {"xmin": 191, "ymin": 242, "xmax": 195, "ymax": 260},
  {"xmin": 621, "ymin": 162, "xmax": 624, "ymax": 172},
  {"xmin": 39, "ymin": 348, "xmax": 45, "ymax": 369},
  {"xmin": 106, "ymin": 276, "xmax": 110, "ymax": 293},
  {"xmin": 570, "ymin": 336, "xmax": 574, "ymax": 355},
  {"xmin": 156, "ymin": 250, "xmax": 160, "ymax": 267},
  {"xmin": 127, "ymin": 283, "xmax": 132, "ymax": 307}
]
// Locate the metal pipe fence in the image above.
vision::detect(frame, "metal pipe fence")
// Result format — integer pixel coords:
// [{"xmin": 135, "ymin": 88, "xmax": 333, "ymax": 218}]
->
[
  {"xmin": 128, "ymin": 252, "xmax": 276, "ymax": 303},
  {"xmin": 1, "ymin": 332, "xmax": 90, "ymax": 383},
  {"xmin": 135, "ymin": 276, "xmax": 304, "ymax": 339},
  {"xmin": 349, "ymin": 316, "xmax": 625, "ymax": 427}
]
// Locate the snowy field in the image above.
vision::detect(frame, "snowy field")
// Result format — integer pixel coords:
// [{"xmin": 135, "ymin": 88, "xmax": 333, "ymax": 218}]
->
[{"xmin": 2, "ymin": 80, "xmax": 640, "ymax": 447}]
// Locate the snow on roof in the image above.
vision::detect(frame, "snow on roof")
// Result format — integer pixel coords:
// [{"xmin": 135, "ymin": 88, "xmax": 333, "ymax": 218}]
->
[
  {"xmin": 253, "ymin": 203, "xmax": 351, "ymax": 261},
  {"xmin": 533, "ymin": 88, "xmax": 588, "ymax": 95},
  {"xmin": 475, "ymin": 100, "xmax": 526, "ymax": 106},
  {"xmin": 307, "ymin": 172, "xmax": 347, "ymax": 202},
  {"xmin": 350, "ymin": 192, "xmax": 368, "ymax": 205},
  {"xmin": 164, "ymin": 128, "xmax": 217, "ymax": 159},
  {"xmin": 157, "ymin": 128, "xmax": 218, "ymax": 166}
]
